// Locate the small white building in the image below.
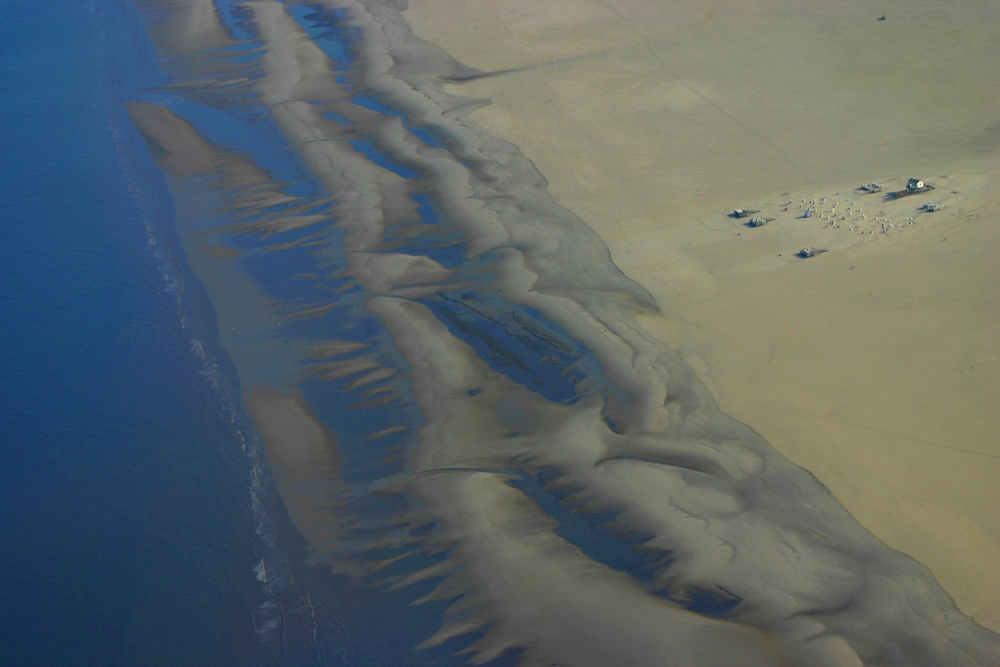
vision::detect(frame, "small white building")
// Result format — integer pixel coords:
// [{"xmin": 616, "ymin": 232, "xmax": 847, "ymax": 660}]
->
[{"xmin": 907, "ymin": 178, "xmax": 924, "ymax": 191}]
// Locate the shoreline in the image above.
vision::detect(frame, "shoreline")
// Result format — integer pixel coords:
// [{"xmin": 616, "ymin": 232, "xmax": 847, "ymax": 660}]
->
[{"xmin": 132, "ymin": 0, "xmax": 1000, "ymax": 662}]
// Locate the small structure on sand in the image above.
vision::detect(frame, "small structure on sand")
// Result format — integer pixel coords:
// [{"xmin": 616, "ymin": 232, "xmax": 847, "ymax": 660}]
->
[
  {"xmin": 798, "ymin": 247, "xmax": 828, "ymax": 259},
  {"xmin": 886, "ymin": 178, "xmax": 934, "ymax": 200},
  {"xmin": 747, "ymin": 216, "xmax": 775, "ymax": 227},
  {"xmin": 922, "ymin": 202, "xmax": 943, "ymax": 212},
  {"xmin": 860, "ymin": 182, "xmax": 883, "ymax": 193},
  {"xmin": 732, "ymin": 208, "xmax": 761, "ymax": 218}
]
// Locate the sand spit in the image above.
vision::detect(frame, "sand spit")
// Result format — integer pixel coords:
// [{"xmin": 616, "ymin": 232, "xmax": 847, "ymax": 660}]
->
[
  {"xmin": 245, "ymin": 390, "xmax": 350, "ymax": 552},
  {"xmin": 134, "ymin": 0, "xmax": 1000, "ymax": 664}
]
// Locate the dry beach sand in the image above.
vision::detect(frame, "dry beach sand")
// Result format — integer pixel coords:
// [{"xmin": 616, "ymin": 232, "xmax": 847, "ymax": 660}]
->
[
  {"xmin": 404, "ymin": 0, "xmax": 1000, "ymax": 632},
  {"xmin": 131, "ymin": 0, "xmax": 1000, "ymax": 663}
]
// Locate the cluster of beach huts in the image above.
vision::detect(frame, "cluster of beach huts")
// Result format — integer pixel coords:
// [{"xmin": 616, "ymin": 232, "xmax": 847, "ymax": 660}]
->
[{"xmin": 731, "ymin": 177, "xmax": 944, "ymax": 259}]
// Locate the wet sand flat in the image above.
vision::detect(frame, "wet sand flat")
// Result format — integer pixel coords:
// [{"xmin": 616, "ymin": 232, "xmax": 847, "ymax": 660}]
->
[
  {"xmin": 127, "ymin": 0, "xmax": 1000, "ymax": 661},
  {"xmin": 403, "ymin": 0, "xmax": 1000, "ymax": 630}
]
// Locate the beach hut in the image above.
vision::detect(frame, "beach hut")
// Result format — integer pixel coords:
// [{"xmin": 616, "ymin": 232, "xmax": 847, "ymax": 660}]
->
[{"xmin": 798, "ymin": 247, "xmax": 828, "ymax": 258}]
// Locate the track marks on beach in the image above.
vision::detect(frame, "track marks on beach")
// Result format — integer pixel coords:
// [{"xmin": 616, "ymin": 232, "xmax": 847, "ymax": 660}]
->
[{"xmin": 593, "ymin": 0, "xmax": 810, "ymax": 182}]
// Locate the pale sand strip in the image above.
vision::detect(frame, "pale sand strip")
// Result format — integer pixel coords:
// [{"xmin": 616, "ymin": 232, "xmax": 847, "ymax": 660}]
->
[
  {"xmin": 403, "ymin": 0, "xmax": 1000, "ymax": 632},
  {"xmin": 245, "ymin": 391, "xmax": 349, "ymax": 552}
]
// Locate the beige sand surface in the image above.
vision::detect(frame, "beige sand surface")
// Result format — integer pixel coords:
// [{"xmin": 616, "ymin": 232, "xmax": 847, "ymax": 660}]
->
[{"xmin": 404, "ymin": 0, "xmax": 1000, "ymax": 630}]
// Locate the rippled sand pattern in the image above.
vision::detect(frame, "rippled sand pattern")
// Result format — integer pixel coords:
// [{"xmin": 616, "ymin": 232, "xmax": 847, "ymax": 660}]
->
[{"xmin": 129, "ymin": 0, "xmax": 999, "ymax": 664}]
